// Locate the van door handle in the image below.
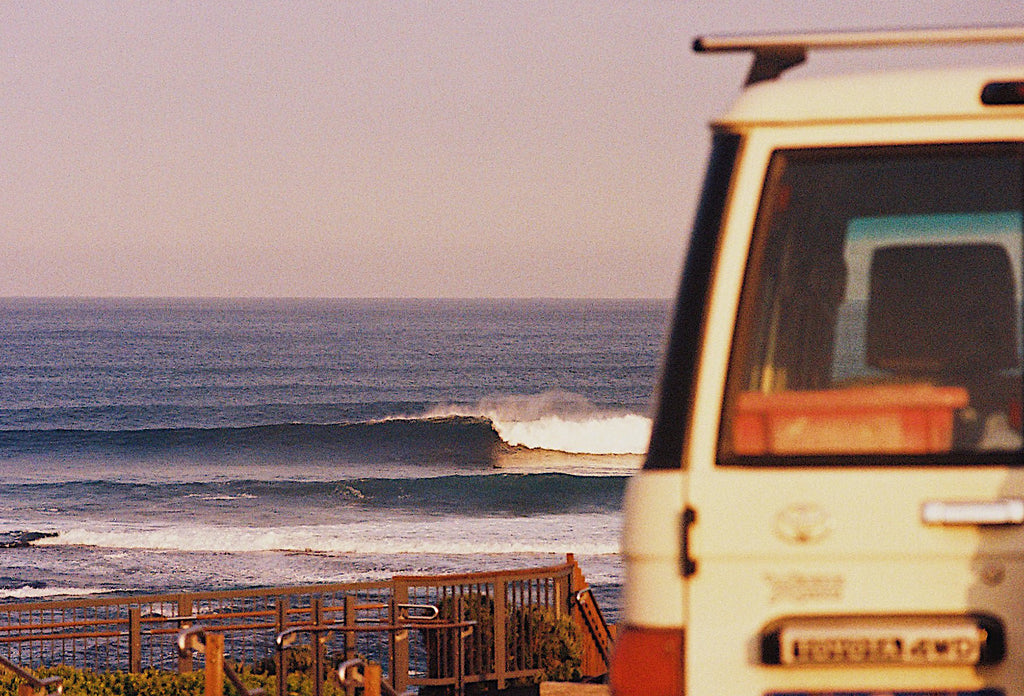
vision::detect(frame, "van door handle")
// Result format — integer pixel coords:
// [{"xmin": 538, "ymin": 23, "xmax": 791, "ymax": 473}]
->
[
  {"xmin": 921, "ymin": 499, "xmax": 1024, "ymax": 525},
  {"xmin": 681, "ymin": 507, "xmax": 697, "ymax": 577}
]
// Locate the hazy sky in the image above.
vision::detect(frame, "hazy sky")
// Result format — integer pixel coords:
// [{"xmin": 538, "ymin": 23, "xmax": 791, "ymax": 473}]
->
[{"xmin": 3, "ymin": 3, "xmax": 1024, "ymax": 298}]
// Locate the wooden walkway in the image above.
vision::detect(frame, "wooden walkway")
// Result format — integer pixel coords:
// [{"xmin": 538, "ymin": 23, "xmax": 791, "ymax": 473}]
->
[{"xmin": 0, "ymin": 554, "xmax": 613, "ymax": 695}]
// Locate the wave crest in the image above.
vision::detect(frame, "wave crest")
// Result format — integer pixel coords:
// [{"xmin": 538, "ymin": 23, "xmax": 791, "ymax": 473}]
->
[
  {"xmin": 492, "ymin": 414, "xmax": 649, "ymax": 454},
  {"xmin": 429, "ymin": 390, "xmax": 651, "ymax": 455}
]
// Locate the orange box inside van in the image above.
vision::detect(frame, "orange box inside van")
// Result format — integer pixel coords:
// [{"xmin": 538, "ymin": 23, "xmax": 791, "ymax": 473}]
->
[{"xmin": 733, "ymin": 384, "xmax": 969, "ymax": 455}]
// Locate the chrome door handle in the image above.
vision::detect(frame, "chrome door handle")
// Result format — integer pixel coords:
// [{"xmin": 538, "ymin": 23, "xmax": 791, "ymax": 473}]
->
[{"xmin": 921, "ymin": 498, "xmax": 1024, "ymax": 526}]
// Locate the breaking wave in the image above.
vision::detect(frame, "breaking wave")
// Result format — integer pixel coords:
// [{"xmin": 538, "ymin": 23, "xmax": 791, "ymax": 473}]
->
[
  {"xmin": 429, "ymin": 390, "xmax": 651, "ymax": 455},
  {"xmin": 0, "ymin": 392, "xmax": 651, "ymax": 463}
]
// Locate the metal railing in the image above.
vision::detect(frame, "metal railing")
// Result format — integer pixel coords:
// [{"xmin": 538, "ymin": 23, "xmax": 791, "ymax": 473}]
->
[
  {"xmin": 275, "ymin": 611, "xmax": 476, "ymax": 696},
  {"xmin": 0, "ymin": 555, "xmax": 611, "ymax": 693},
  {"xmin": 0, "ymin": 654, "xmax": 63, "ymax": 696}
]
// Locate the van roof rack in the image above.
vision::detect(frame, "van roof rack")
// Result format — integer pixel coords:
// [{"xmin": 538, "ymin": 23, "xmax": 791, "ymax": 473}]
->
[{"xmin": 693, "ymin": 26, "xmax": 1024, "ymax": 86}]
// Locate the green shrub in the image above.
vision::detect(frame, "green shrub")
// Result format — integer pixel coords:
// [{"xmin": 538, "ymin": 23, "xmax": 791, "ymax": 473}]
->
[
  {"xmin": 426, "ymin": 592, "xmax": 584, "ymax": 689},
  {"xmin": 0, "ymin": 667, "xmax": 207, "ymax": 696},
  {"xmin": 0, "ymin": 664, "xmax": 346, "ymax": 696},
  {"xmin": 508, "ymin": 607, "xmax": 583, "ymax": 683},
  {"xmin": 428, "ymin": 592, "xmax": 496, "ymax": 679}
]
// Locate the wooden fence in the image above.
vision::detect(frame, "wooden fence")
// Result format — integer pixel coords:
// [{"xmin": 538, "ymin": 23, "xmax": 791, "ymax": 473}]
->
[{"xmin": 0, "ymin": 555, "xmax": 613, "ymax": 694}]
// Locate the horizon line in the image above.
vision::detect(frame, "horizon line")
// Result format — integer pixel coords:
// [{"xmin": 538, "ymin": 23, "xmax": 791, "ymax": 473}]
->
[{"xmin": 0, "ymin": 294, "xmax": 674, "ymax": 302}]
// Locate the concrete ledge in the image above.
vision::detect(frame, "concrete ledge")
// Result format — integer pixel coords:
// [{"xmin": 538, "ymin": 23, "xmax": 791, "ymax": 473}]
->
[{"xmin": 539, "ymin": 683, "xmax": 610, "ymax": 696}]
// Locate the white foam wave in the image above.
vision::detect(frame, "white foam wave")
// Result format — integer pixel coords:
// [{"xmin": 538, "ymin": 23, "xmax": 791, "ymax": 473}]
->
[
  {"xmin": 491, "ymin": 414, "xmax": 650, "ymax": 454},
  {"xmin": 36, "ymin": 514, "xmax": 621, "ymax": 556},
  {"xmin": 429, "ymin": 390, "xmax": 651, "ymax": 455},
  {"xmin": 0, "ymin": 585, "xmax": 113, "ymax": 600}
]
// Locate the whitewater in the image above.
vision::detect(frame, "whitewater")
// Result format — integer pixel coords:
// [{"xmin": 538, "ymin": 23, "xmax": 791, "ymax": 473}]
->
[{"xmin": 0, "ymin": 298, "xmax": 671, "ymax": 620}]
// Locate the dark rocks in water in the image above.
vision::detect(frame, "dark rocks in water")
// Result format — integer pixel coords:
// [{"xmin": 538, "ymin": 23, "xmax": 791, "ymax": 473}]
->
[{"xmin": 0, "ymin": 530, "xmax": 58, "ymax": 548}]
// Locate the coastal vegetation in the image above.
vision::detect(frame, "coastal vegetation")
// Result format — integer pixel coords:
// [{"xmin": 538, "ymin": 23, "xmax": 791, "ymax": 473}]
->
[
  {"xmin": 426, "ymin": 593, "xmax": 585, "ymax": 691},
  {"xmin": 0, "ymin": 665, "xmax": 269, "ymax": 696}
]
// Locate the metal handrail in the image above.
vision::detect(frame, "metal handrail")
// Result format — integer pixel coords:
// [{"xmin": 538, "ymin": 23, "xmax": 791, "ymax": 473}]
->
[
  {"xmin": 397, "ymin": 602, "xmax": 439, "ymax": 620},
  {"xmin": 177, "ymin": 626, "xmax": 266, "ymax": 696},
  {"xmin": 275, "ymin": 618, "xmax": 477, "ymax": 648},
  {"xmin": 572, "ymin": 586, "xmax": 614, "ymax": 663},
  {"xmin": 276, "ymin": 617, "xmax": 477, "ymax": 696},
  {"xmin": 0, "ymin": 654, "xmax": 63, "ymax": 695},
  {"xmin": 574, "ymin": 587, "xmax": 594, "ymax": 603}
]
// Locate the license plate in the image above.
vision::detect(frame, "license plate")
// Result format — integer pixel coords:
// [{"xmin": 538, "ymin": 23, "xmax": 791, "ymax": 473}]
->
[
  {"xmin": 785, "ymin": 633, "xmax": 981, "ymax": 665},
  {"xmin": 770, "ymin": 616, "xmax": 990, "ymax": 666}
]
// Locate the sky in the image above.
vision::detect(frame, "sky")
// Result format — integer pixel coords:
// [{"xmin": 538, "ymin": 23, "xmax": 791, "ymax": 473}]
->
[{"xmin": 3, "ymin": 2, "xmax": 1024, "ymax": 299}]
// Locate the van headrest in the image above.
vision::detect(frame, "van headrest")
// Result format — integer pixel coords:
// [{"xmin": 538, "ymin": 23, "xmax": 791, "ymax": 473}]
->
[{"xmin": 867, "ymin": 243, "xmax": 1018, "ymax": 375}]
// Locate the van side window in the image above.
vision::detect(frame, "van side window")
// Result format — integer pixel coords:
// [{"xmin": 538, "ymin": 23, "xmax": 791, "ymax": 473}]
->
[{"xmin": 719, "ymin": 145, "xmax": 1023, "ymax": 462}]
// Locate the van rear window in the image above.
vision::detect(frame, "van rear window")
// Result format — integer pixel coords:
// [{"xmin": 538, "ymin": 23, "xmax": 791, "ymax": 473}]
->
[{"xmin": 719, "ymin": 145, "xmax": 1023, "ymax": 464}]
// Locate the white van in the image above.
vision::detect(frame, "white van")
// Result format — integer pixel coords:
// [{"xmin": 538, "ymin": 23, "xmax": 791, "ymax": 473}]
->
[{"xmin": 610, "ymin": 28, "xmax": 1024, "ymax": 696}]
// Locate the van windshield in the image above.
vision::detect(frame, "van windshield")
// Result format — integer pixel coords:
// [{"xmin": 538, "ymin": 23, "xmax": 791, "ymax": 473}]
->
[{"xmin": 719, "ymin": 144, "xmax": 1023, "ymax": 463}]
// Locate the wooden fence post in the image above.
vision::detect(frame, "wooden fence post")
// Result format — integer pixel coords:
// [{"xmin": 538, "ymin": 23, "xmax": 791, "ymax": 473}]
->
[
  {"xmin": 312, "ymin": 598, "xmax": 325, "ymax": 696},
  {"xmin": 390, "ymin": 582, "xmax": 410, "ymax": 695},
  {"xmin": 364, "ymin": 661, "xmax": 382, "ymax": 696},
  {"xmin": 204, "ymin": 632, "xmax": 224, "ymax": 696},
  {"xmin": 555, "ymin": 562, "xmax": 572, "ymax": 618},
  {"xmin": 343, "ymin": 595, "xmax": 357, "ymax": 696},
  {"xmin": 493, "ymin": 581, "xmax": 507, "ymax": 689},
  {"xmin": 178, "ymin": 594, "xmax": 193, "ymax": 674},
  {"xmin": 455, "ymin": 611, "xmax": 466, "ymax": 696},
  {"xmin": 128, "ymin": 607, "xmax": 142, "ymax": 673},
  {"xmin": 276, "ymin": 597, "xmax": 289, "ymax": 696}
]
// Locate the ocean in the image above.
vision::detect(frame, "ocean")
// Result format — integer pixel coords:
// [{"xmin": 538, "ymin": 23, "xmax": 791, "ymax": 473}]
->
[{"xmin": 0, "ymin": 297, "xmax": 671, "ymax": 623}]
